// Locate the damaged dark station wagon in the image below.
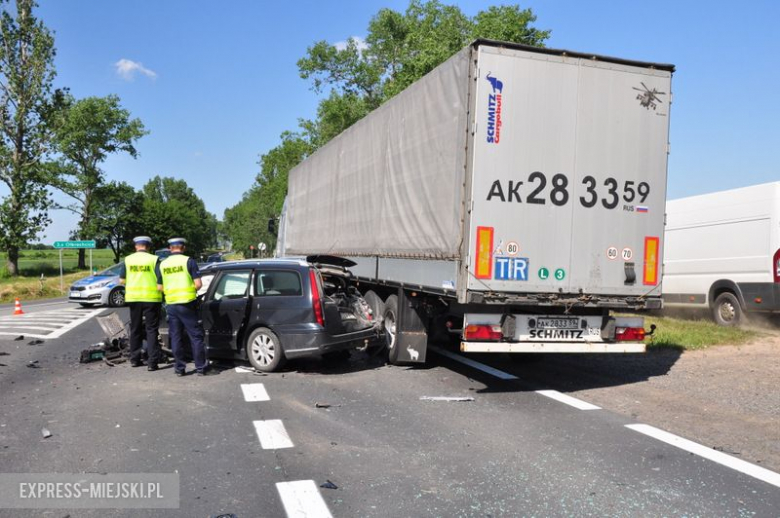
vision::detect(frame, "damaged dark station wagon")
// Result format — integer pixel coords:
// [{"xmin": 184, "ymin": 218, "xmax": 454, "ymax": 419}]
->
[{"xmin": 166, "ymin": 256, "xmax": 382, "ymax": 372}]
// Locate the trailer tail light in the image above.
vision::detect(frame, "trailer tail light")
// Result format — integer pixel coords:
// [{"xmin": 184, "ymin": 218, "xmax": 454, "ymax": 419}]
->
[
  {"xmin": 464, "ymin": 324, "xmax": 503, "ymax": 341},
  {"xmin": 615, "ymin": 327, "xmax": 646, "ymax": 342},
  {"xmin": 774, "ymin": 248, "xmax": 780, "ymax": 283},
  {"xmin": 309, "ymin": 269, "xmax": 324, "ymax": 326}
]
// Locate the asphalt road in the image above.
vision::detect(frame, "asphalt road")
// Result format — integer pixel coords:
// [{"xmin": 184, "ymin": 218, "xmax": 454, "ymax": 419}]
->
[{"xmin": 0, "ymin": 301, "xmax": 778, "ymax": 517}]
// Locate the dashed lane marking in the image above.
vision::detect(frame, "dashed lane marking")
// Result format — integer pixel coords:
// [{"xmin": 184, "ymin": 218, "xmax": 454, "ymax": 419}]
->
[
  {"xmin": 428, "ymin": 345, "xmax": 518, "ymax": 380},
  {"xmin": 626, "ymin": 424, "xmax": 780, "ymax": 489},
  {"xmin": 276, "ymin": 480, "xmax": 333, "ymax": 518},
  {"xmin": 0, "ymin": 307, "xmax": 105, "ymax": 339},
  {"xmin": 536, "ymin": 390, "xmax": 601, "ymax": 410},
  {"xmin": 253, "ymin": 419, "xmax": 294, "ymax": 449},
  {"xmin": 241, "ymin": 383, "xmax": 270, "ymax": 402}
]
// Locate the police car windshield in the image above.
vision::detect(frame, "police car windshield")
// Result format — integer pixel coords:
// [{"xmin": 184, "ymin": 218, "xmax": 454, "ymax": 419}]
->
[{"xmin": 95, "ymin": 264, "xmax": 123, "ymax": 277}]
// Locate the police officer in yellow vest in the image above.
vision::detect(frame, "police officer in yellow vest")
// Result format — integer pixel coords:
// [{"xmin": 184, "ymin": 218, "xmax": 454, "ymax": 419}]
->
[
  {"xmin": 156, "ymin": 237, "xmax": 208, "ymax": 376},
  {"xmin": 119, "ymin": 236, "xmax": 163, "ymax": 370}
]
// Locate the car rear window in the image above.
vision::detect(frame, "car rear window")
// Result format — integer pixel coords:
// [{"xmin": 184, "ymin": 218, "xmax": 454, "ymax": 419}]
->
[{"xmin": 256, "ymin": 270, "xmax": 302, "ymax": 297}]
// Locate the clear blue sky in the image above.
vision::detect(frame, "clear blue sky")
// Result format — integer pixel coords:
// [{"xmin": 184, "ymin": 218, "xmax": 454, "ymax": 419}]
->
[{"xmin": 29, "ymin": 0, "xmax": 780, "ymax": 241}]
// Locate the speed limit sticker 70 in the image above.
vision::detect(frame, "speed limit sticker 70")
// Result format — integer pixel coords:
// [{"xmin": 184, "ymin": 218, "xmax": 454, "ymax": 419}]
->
[{"xmin": 622, "ymin": 248, "xmax": 633, "ymax": 261}]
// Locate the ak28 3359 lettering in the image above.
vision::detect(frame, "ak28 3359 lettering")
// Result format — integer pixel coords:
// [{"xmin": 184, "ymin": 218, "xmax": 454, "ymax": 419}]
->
[{"xmin": 486, "ymin": 172, "xmax": 650, "ymax": 209}]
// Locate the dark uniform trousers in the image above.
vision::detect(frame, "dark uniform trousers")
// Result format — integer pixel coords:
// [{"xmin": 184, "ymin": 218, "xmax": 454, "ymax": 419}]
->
[
  {"xmin": 167, "ymin": 301, "xmax": 207, "ymax": 373},
  {"xmin": 128, "ymin": 302, "xmax": 162, "ymax": 365}
]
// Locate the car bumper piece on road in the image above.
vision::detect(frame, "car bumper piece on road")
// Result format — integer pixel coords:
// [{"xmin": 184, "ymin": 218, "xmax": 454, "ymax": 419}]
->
[{"xmin": 460, "ymin": 341, "xmax": 647, "ymax": 353}]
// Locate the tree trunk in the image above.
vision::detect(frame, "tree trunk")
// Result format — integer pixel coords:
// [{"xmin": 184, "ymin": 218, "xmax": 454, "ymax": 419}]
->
[
  {"xmin": 6, "ymin": 246, "xmax": 19, "ymax": 276},
  {"xmin": 78, "ymin": 248, "xmax": 85, "ymax": 269}
]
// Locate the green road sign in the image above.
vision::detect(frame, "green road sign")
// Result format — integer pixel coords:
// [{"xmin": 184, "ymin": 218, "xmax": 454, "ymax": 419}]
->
[
  {"xmin": 538, "ymin": 267, "xmax": 549, "ymax": 280},
  {"xmin": 53, "ymin": 240, "xmax": 96, "ymax": 249},
  {"xmin": 554, "ymin": 268, "xmax": 566, "ymax": 281}
]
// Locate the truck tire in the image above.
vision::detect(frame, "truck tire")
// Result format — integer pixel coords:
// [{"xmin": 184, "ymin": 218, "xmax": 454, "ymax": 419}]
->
[
  {"xmin": 712, "ymin": 292, "xmax": 742, "ymax": 327},
  {"xmin": 382, "ymin": 295, "xmax": 400, "ymax": 363},
  {"xmin": 363, "ymin": 291, "xmax": 385, "ymax": 324},
  {"xmin": 246, "ymin": 327, "xmax": 286, "ymax": 372}
]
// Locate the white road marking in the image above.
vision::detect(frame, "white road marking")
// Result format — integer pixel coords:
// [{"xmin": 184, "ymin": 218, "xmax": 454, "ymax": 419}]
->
[
  {"xmin": 0, "ymin": 307, "xmax": 105, "ymax": 339},
  {"xmin": 241, "ymin": 383, "xmax": 270, "ymax": 402},
  {"xmin": 536, "ymin": 390, "xmax": 601, "ymax": 410},
  {"xmin": 276, "ymin": 480, "xmax": 333, "ymax": 518},
  {"xmin": 626, "ymin": 424, "xmax": 780, "ymax": 489},
  {"xmin": 253, "ymin": 419, "xmax": 294, "ymax": 449},
  {"xmin": 428, "ymin": 345, "xmax": 518, "ymax": 380}
]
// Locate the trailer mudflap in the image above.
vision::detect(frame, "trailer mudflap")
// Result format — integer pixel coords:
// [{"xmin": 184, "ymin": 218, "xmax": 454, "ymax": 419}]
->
[
  {"xmin": 460, "ymin": 342, "xmax": 646, "ymax": 353},
  {"xmin": 394, "ymin": 289, "xmax": 427, "ymax": 364}
]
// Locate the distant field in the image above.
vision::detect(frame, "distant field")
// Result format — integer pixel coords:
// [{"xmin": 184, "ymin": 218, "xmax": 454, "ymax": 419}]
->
[{"xmin": 0, "ymin": 249, "xmax": 116, "ymax": 278}]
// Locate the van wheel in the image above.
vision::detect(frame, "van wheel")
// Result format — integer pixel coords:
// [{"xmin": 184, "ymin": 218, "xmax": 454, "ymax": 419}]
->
[
  {"xmin": 363, "ymin": 291, "xmax": 385, "ymax": 324},
  {"xmin": 246, "ymin": 327, "xmax": 286, "ymax": 372},
  {"xmin": 383, "ymin": 295, "xmax": 400, "ymax": 364},
  {"xmin": 712, "ymin": 292, "xmax": 742, "ymax": 326}
]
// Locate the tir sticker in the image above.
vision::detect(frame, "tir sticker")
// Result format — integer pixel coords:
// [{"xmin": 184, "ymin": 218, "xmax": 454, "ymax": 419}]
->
[
  {"xmin": 607, "ymin": 247, "xmax": 618, "ymax": 260},
  {"xmin": 506, "ymin": 241, "xmax": 520, "ymax": 256},
  {"xmin": 475, "ymin": 227, "xmax": 494, "ymax": 279},
  {"xmin": 622, "ymin": 248, "xmax": 633, "ymax": 261},
  {"xmin": 554, "ymin": 268, "xmax": 566, "ymax": 281},
  {"xmin": 494, "ymin": 257, "xmax": 529, "ymax": 281},
  {"xmin": 538, "ymin": 267, "xmax": 549, "ymax": 280},
  {"xmin": 643, "ymin": 237, "xmax": 660, "ymax": 285}
]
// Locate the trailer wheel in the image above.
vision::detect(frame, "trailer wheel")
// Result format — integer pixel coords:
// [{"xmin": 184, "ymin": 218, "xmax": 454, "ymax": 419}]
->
[
  {"xmin": 712, "ymin": 292, "xmax": 742, "ymax": 327},
  {"xmin": 382, "ymin": 295, "xmax": 400, "ymax": 363}
]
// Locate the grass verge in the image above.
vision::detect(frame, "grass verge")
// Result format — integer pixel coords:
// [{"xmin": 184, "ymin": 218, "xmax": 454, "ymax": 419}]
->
[
  {"xmin": 644, "ymin": 314, "xmax": 760, "ymax": 351},
  {"xmin": 0, "ymin": 271, "xmax": 91, "ymax": 304}
]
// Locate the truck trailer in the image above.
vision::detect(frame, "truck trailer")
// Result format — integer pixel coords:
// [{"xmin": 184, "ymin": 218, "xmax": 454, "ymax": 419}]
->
[
  {"xmin": 663, "ymin": 182, "xmax": 780, "ymax": 326},
  {"xmin": 277, "ymin": 39, "xmax": 674, "ymax": 364}
]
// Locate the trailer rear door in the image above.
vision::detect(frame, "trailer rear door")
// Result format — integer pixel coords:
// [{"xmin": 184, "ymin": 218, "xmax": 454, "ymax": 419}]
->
[{"xmin": 466, "ymin": 45, "xmax": 671, "ymax": 298}]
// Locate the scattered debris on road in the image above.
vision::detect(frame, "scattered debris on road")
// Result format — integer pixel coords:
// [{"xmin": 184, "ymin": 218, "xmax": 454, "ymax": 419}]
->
[
  {"xmin": 0, "ymin": 351, "xmax": 9, "ymax": 356},
  {"xmin": 320, "ymin": 480, "xmax": 338, "ymax": 490},
  {"xmin": 27, "ymin": 360, "xmax": 39, "ymax": 369},
  {"xmin": 41, "ymin": 428, "xmax": 52, "ymax": 438},
  {"xmin": 13, "ymin": 335, "xmax": 23, "ymax": 341},
  {"xmin": 419, "ymin": 396, "xmax": 474, "ymax": 402},
  {"xmin": 27, "ymin": 339, "xmax": 44, "ymax": 346},
  {"xmin": 315, "ymin": 402, "xmax": 342, "ymax": 409}
]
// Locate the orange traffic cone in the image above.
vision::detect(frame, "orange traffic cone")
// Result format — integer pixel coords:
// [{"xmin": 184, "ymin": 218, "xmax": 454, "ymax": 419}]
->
[{"xmin": 13, "ymin": 298, "xmax": 24, "ymax": 315}]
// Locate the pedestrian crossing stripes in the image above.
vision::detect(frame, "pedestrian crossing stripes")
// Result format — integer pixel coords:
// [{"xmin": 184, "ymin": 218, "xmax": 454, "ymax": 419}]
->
[{"xmin": 0, "ymin": 307, "xmax": 106, "ymax": 339}]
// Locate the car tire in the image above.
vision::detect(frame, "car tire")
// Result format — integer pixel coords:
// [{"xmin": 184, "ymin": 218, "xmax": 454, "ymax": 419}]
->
[
  {"xmin": 246, "ymin": 327, "xmax": 286, "ymax": 372},
  {"xmin": 383, "ymin": 295, "xmax": 401, "ymax": 364},
  {"xmin": 362, "ymin": 291, "xmax": 385, "ymax": 324},
  {"xmin": 108, "ymin": 287, "xmax": 125, "ymax": 307},
  {"xmin": 712, "ymin": 292, "xmax": 742, "ymax": 327}
]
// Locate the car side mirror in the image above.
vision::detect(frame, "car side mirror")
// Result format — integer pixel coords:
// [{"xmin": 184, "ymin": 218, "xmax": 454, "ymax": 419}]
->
[{"xmin": 267, "ymin": 218, "xmax": 277, "ymax": 236}]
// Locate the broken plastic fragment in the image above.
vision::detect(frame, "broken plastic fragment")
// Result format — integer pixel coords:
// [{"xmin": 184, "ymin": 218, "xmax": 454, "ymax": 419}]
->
[
  {"xmin": 41, "ymin": 428, "xmax": 52, "ymax": 438},
  {"xmin": 419, "ymin": 396, "xmax": 474, "ymax": 402},
  {"xmin": 27, "ymin": 339, "xmax": 44, "ymax": 346},
  {"xmin": 320, "ymin": 480, "xmax": 338, "ymax": 490},
  {"xmin": 27, "ymin": 360, "xmax": 39, "ymax": 369},
  {"xmin": 13, "ymin": 335, "xmax": 23, "ymax": 341}
]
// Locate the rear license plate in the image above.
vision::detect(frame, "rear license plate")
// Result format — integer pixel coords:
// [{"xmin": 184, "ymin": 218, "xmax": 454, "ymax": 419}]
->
[
  {"xmin": 536, "ymin": 317, "xmax": 580, "ymax": 330},
  {"xmin": 70, "ymin": 291, "xmax": 81, "ymax": 298}
]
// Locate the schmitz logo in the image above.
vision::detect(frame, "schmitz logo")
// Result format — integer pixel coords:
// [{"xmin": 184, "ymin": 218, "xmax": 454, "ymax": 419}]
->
[{"xmin": 486, "ymin": 72, "xmax": 503, "ymax": 144}]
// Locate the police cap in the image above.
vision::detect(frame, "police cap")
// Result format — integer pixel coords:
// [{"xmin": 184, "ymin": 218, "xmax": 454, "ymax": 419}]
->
[
  {"xmin": 133, "ymin": 236, "xmax": 152, "ymax": 245},
  {"xmin": 168, "ymin": 237, "xmax": 187, "ymax": 246}
]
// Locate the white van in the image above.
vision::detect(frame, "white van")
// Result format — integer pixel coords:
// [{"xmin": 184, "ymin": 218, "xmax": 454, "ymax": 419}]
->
[{"xmin": 663, "ymin": 182, "xmax": 780, "ymax": 325}]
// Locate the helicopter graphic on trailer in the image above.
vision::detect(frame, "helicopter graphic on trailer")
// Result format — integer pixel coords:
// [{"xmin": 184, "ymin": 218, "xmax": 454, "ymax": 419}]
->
[{"xmin": 633, "ymin": 82, "xmax": 666, "ymax": 110}]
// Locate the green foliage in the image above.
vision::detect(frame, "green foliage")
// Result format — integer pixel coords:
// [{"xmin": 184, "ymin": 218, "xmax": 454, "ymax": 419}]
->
[
  {"xmin": 0, "ymin": 0, "xmax": 58, "ymax": 275},
  {"xmin": 50, "ymin": 93, "xmax": 147, "ymax": 268},
  {"xmin": 647, "ymin": 315, "xmax": 759, "ymax": 351},
  {"xmin": 225, "ymin": 0, "xmax": 550, "ymax": 255},
  {"xmin": 90, "ymin": 180, "xmax": 144, "ymax": 262},
  {"xmin": 140, "ymin": 176, "xmax": 218, "ymax": 255}
]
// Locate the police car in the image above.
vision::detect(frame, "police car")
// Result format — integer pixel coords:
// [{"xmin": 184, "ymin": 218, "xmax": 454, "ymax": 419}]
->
[{"xmin": 68, "ymin": 263, "xmax": 126, "ymax": 307}]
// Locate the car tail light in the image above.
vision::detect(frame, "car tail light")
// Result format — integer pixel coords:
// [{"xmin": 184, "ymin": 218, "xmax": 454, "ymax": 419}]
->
[
  {"xmin": 464, "ymin": 324, "xmax": 503, "ymax": 341},
  {"xmin": 615, "ymin": 327, "xmax": 646, "ymax": 342},
  {"xmin": 309, "ymin": 269, "xmax": 324, "ymax": 326},
  {"xmin": 774, "ymin": 248, "xmax": 780, "ymax": 283}
]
